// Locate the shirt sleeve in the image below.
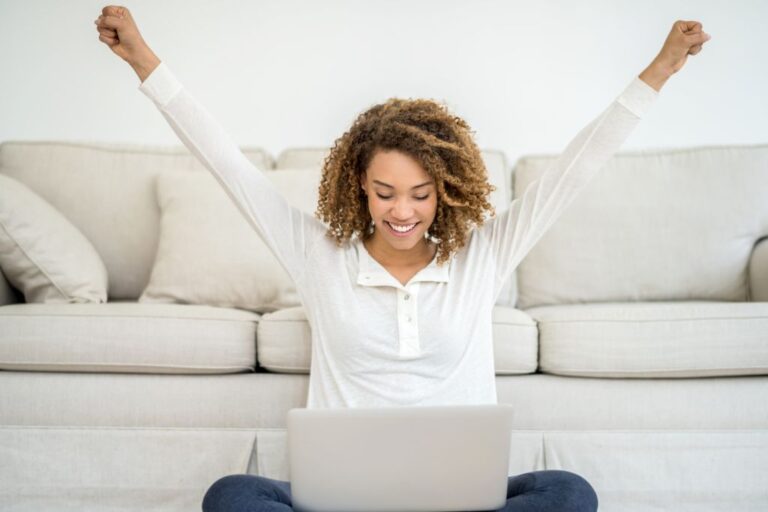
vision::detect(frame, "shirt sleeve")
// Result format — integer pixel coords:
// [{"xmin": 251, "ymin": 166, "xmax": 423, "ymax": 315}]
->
[
  {"xmin": 139, "ymin": 62, "xmax": 328, "ymax": 285},
  {"xmin": 480, "ymin": 77, "xmax": 659, "ymax": 299}
]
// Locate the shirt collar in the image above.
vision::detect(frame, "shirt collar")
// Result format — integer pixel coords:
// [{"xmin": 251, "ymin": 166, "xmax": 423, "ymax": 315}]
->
[{"xmin": 355, "ymin": 237, "xmax": 450, "ymax": 289}]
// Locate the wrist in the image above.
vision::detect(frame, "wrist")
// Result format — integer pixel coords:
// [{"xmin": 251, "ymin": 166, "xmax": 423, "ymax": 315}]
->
[
  {"xmin": 128, "ymin": 47, "xmax": 161, "ymax": 83},
  {"xmin": 639, "ymin": 58, "xmax": 673, "ymax": 92}
]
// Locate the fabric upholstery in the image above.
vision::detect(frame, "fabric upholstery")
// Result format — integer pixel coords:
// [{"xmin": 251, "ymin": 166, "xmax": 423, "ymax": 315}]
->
[
  {"xmin": 0, "ymin": 268, "xmax": 19, "ymax": 306},
  {"xmin": 0, "ymin": 427, "xmax": 257, "ymax": 512},
  {"xmin": 0, "ymin": 302, "xmax": 259, "ymax": 374},
  {"xmin": 749, "ymin": 237, "xmax": 768, "ymax": 301},
  {"xmin": 527, "ymin": 301, "xmax": 768, "ymax": 378},
  {"xmin": 2, "ymin": 370, "xmax": 765, "ymax": 431},
  {"xmin": 256, "ymin": 305, "xmax": 538, "ymax": 375},
  {"xmin": 0, "ymin": 141, "xmax": 272, "ymax": 300},
  {"xmin": 2, "ymin": 427, "xmax": 764, "ymax": 512},
  {"xmin": 0, "ymin": 174, "xmax": 108, "ymax": 304},
  {"xmin": 140, "ymin": 169, "xmax": 321, "ymax": 312},
  {"xmin": 515, "ymin": 144, "xmax": 768, "ymax": 308}
]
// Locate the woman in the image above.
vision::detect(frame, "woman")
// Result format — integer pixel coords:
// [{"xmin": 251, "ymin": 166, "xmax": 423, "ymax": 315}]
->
[{"xmin": 95, "ymin": 6, "xmax": 709, "ymax": 511}]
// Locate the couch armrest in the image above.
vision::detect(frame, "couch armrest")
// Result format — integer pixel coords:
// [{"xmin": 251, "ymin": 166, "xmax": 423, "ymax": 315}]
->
[
  {"xmin": 749, "ymin": 237, "xmax": 768, "ymax": 302},
  {"xmin": 0, "ymin": 268, "xmax": 20, "ymax": 305}
]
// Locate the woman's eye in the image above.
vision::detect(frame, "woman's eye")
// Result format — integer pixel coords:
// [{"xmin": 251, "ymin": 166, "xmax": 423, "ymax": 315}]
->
[{"xmin": 375, "ymin": 194, "xmax": 430, "ymax": 201}]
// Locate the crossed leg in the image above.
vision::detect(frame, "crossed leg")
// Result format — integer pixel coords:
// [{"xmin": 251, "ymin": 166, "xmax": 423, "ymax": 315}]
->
[{"xmin": 202, "ymin": 470, "xmax": 598, "ymax": 512}]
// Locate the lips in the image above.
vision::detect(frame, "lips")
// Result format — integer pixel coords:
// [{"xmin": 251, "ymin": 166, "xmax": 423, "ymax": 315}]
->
[{"xmin": 384, "ymin": 221, "xmax": 419, "ymax": 236}]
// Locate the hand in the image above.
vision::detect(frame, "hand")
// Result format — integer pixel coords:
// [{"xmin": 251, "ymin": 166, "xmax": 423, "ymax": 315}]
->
[
  {"xmin": 655, "ymin": 20, "xmax": 711, "ymax": 74},
  {"xmin": 639, "ymin": 20, "xmax": 711, "ymax": 91},
  {"xmin": 95, "ymin": 5, "xmax": 160, "ymax": 81}
]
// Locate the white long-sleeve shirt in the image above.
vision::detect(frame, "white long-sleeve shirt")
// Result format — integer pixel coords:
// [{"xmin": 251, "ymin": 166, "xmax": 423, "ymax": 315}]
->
[{"xmin": 139, "ymin": 63, "xmax": 657, "ymax": 409}]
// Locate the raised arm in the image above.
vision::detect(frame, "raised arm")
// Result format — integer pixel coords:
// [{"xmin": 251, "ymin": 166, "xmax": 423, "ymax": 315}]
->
[
  {"xmin": 95, "ymin": 6, "xmax": 327, "ymax": 285},
  {"xmin": 483, "ymin": 20, "xmax": 711, "ymax": 298}
]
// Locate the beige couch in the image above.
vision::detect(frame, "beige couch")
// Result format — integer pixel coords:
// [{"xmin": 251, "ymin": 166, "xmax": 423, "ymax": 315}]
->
[{"xmin": 1, "ymin": 140, "xmax": 767, "ymax": 512}]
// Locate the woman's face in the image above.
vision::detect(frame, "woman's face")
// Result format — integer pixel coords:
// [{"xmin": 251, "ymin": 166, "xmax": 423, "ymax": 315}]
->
[{"xmin": 360, "ymin": 149, "xmax": 438, "ymax": 255}]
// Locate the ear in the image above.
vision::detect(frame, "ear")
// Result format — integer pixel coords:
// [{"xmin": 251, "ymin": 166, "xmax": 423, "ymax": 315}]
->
[{"xmin": 360, "ymin": 171, "xmax": 368, "ymax": 195}]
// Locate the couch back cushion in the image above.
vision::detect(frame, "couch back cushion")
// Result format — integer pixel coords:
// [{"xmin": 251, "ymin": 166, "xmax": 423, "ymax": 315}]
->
[
  {"xmin": 0, "ymin": 141, "xmax": 272, "ymax": 300},
  {"xmin": 514, "ymin": 144, "xmax": 768, "ymax": 309},
  {"xmin": 140, "ymin": 168, "xmax": 321, "ymax": 313}
]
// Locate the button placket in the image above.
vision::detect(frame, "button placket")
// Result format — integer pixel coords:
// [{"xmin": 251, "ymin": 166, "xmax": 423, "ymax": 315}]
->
[{"xmin": 397, "ymin": 283, "xmax": 421, "ymax": 356}]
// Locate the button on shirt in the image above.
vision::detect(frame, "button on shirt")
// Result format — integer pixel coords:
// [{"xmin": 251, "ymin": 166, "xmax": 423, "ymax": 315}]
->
[{"xmin": 140, "ymin": 63, "xmax": 658, "ymax": 409}]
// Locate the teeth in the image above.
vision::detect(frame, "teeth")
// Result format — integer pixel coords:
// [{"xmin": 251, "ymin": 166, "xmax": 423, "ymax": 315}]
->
[{"xmin": 388, "ymin": 222, "xmax": 416, "ymax": 232}]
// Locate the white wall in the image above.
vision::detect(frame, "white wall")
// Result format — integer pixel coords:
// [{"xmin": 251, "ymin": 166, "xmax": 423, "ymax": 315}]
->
[{"xmin": 1, "ymin": 0, "xmax": 766, "ymax": 164}]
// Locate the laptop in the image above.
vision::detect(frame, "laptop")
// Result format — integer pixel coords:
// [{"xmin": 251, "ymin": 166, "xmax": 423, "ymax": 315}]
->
[{"xmin": 287, "ymin": 404, "xmax": 515, "ymax": 512}]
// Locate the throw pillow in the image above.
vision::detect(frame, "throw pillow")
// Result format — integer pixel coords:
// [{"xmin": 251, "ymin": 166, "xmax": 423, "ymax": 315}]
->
[
  {"xmin": 140, "ymin": 169, "xmax": 321, "ymax": 313},
  {"xmin": 0, "ymin": 174, "xmax": 108, "ymax": 303}
]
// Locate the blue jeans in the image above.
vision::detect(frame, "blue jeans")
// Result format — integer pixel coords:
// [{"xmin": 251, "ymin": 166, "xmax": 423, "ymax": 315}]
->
[{"xmin": 202, "ymin": 470, "xmax": 598, "ymax": 512}]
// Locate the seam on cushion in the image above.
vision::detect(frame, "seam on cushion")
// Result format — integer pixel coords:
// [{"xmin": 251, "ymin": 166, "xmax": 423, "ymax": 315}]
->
[
  {"xmin": 259, "ymin": 365, "xmax": 308, "ymax": 372},
  {"xmin": 541, "ymin": 367, "xmax": 768, "ymax": 374},
  {"xmin": 3, "ymin": 426, "xmax": 766, "ymax": 434},
  {"xmin": 0, "ymin": 362, "xmax": 253, "ymax": 370},
  {"xmin": 0, "ymin": 312, "xmax": 259, "ymax": 321},
  {"xmin": 537, "ymin": 315, "xmax": 768, "ymax": 323},
  {"xmin": 0, "ymin": 425, "xmax": 281, "ymax": 432},
  {"xmin": 1, "ymin": 140, "xmax": 271, "ymax": 160},
  {"xmin": 531, "ymin": 429, "xmax": 768, "ymax": 434},
  {"xmin": 7, "ymin": 141, "xmax": 767, "ymax": 159},
  {"xmin": 515, "ymin": 143, "xmax": 768, "ymax": 162},
  {"xmin": 0, "ymin": 222, "xmax": 68, "ymax": 301}
]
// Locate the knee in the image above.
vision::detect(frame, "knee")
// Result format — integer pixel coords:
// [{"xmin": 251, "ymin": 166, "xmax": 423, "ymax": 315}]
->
[
  {"xmin": 202, "ymin": 474, "xmax": 253, "ymax": 512},
  {"xmin": 544, "ymin": 470, "xmax": 598, "ymax": 512}
]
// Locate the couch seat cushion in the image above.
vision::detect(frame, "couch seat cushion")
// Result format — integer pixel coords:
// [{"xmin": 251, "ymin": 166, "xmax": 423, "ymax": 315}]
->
[
  {"xmin": 0, "ymin": 302, "xmax": 259, "ymax": 374},
  {"xmin": 527, "ymin": 301, "xmax": 768, "ymax": 378},
  {"xmin": 257, "ymin": 305, "xmax": 538, "ymax": 374}
]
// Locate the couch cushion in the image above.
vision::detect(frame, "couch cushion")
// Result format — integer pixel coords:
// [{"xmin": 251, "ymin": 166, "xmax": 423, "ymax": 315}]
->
[
  {"xmin": 527, "ymin": 301, "xmax": 768, "ymax": 378},
  {"xmin": 0, "ymin": 141, "xmax": 273, "ymax": 300},
  {"xmin": 140, "ymin": 169, "xmax": 322, "ymax": 313},
  {"xmin": 256, "ymin": 305, "xmax": 538, "ymax": 374},
  {"xmin": 514, "ymin": 144, "xmax": 768, "ymax": 309},
  {"xmin": 0, "ymin": 268, "xmax": 19, "ymax": 306},
  {"xmin": 4, "ymin": 371, "xmax": 766, "ymax": 431},
  {"xmin": 275, "ymin": 147, "xmax": 518, "ymax": 306},
  {"xmin": 0, "ymin": 302, "xmax": 259, "ymax": 374},
  {"xmin": 0, "ymin": 174, "xmax": 108, "ymax": 304},
  {"xmin": 749, "ymin": 237, "xmax": 768, "ymax": 301}
]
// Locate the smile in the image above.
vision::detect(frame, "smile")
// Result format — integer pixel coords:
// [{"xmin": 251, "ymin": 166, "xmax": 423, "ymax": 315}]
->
[{"xmin": 384, "ymin": 221, "xmax": 418, "ymax": 236}]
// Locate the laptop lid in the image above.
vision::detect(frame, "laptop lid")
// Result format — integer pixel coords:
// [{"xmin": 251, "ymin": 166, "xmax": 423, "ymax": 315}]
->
[{"xmin": 288, "ymin": 404, "xmax": 514, "ymax": 512}]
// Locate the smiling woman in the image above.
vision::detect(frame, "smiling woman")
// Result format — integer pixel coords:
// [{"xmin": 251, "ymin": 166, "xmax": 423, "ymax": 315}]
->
[{"xmin": 94, "ymin": 4, "xmax": 711, "ymax": 512}]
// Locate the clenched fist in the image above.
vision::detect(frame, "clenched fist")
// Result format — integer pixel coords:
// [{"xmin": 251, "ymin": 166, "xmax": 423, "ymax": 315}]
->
[
  {"xmin": 656, "ymin": 20, "xmax": 711, "ymax": 74},
  {"xmin": 640, "ymin": 20, "xmax": 711, "ymax": 91},
  {"xmin": 95, "ymin": 6, "xmax": 160, "ymax": 81}
]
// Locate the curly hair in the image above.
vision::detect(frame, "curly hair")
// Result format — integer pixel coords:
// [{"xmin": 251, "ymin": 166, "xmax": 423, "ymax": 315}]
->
[{"xmin": 315, "ymin": 97, "xmax": 496, "ymax": 265}]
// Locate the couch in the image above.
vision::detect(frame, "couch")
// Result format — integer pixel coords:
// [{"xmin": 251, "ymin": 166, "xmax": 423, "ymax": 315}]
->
[{"xmin": 1, "ymin": 140, "xmax": 767, "ymax": 512}]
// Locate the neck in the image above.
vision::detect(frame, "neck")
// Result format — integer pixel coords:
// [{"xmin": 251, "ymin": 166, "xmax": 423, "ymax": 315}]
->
[{"xmin": 364, "ymin": 233, "xmax": 435, "ymax": 267}]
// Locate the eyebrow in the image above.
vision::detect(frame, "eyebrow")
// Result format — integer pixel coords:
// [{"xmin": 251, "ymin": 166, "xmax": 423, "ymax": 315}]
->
[{"xmin": 373, "ymin": 180, "xmax": 434, "ymax": 190}]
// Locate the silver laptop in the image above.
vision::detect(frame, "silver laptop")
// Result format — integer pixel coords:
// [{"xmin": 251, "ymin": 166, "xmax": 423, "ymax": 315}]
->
[{"xmin": 287, "ymin": 404, "xmax": 514, "ymax": 512}]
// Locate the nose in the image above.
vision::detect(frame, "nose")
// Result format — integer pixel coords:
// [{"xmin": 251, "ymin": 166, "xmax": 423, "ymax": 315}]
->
[{"xmin": 391, "ymin": 198, "xmax": 415, "ymax": 221}]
